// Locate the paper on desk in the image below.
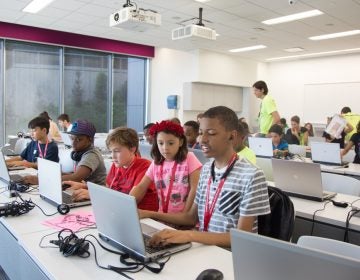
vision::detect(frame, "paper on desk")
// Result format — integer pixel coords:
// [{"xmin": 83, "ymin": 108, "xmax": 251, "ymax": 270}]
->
[{"xmin": 42, "ymin": 211, "xmax": 96, "ymax": 232}]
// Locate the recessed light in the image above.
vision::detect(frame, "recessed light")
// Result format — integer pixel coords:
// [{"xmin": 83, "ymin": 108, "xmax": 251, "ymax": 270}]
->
[
  {"xmin": 309, "ymin": 30, "xmax": 360, "ymax": 40},
  {"xmin": 229, "ymin": 45, "xmax": 267, "ymax": 53},
  {"xmin": 262, "ymin": 9, "xmax": 323, "ymax": 25},
  {"xmin": 22, "ymin": 0, "xmax": 55, "ymax": 13},
  {"xmin": 284, "ymin": 47, "xmax": 305, "ymax": 53},
  {"xmin": 266, "ymin": 48, "xmax": 360, "ymax": 61},
  {"xmin": 194, "ymin": 0, "xmax": 211, "ymax": 3}
]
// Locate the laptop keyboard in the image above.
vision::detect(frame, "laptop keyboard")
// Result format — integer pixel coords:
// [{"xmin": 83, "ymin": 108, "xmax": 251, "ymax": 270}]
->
[
  {"xmin": 10, "ymin": 174, "xmax": 24, "ymax": 182},
  {"xmin": 143, "ymin": 235, "xmax": 177, "ymax": 254}
]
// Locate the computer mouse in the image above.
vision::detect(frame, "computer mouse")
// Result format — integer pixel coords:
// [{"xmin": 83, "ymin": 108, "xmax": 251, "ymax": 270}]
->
[{"xmin": 196, "ymin": 269, "xmax": 224, "ymax": 280}]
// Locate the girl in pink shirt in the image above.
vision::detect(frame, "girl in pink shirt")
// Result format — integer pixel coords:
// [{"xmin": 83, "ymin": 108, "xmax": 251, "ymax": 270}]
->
[{"xmin": 131, "ymin": 120, "xmax": 202, "ymax": 213}]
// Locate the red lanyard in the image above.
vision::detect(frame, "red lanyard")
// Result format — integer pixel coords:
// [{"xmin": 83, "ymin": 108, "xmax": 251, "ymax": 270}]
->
[
  {"xmin": 109, "ymin": 158, "xmax": 136, "ymax": 189},
  {"xmin": 37, "ymin": 140, "xmax": 49, "ymax": 159},
  {"xmin": 203, "ymin": 154, "xmax": 238, "ymax": 232},
  {"xmin": 159, "ymin": 161, "xmax": 178, "ymax": 213}
]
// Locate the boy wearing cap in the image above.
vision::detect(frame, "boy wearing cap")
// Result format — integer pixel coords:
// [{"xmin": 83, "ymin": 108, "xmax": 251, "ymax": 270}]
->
[
  {"xmin": 24, "ymin": 119, "xmax": 106, "ymax": 186},
  {"xmin": 6, "ymin": 116, "xmax": 59, "ymax": 169}
]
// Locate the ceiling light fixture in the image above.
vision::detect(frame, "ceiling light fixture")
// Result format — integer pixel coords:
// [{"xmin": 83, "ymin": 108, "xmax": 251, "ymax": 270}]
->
[
  {"xmin": 229, "ymin": 45, "xmax": 267, "ymax": 53},
  {"xmin": 262, "ymin": 9, "xmax": 323, "ymax": 25},
  {"xmin": 22, "ymin": 0, "xmax": 55, "ymax": 13},
  {"xmin": 266, "ymin": 48, "xmax": 360, "ymax": 61},
  {"xmin": 309, "ymin": 30, "xmax": 360, "ymax": 40}
]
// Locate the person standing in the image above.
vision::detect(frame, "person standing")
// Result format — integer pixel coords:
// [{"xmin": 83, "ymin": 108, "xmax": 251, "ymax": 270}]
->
[{"xmin": 253, "ymin": 80, "xmax": 280, "ymax": 136}]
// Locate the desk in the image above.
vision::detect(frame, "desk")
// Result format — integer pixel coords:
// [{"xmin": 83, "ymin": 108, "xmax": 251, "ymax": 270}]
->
[
  {"xmin": 0, "ymin": 191, "xmax": 234, "ymax": 280},
  {"xmin": 290, "ymin": 193, "xmax": 360, "ymax": 245}
]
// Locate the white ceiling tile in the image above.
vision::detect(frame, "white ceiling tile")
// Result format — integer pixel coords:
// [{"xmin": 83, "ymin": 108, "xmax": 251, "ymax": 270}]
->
[{"xmin": 0, "ymin": 0, "xmax": 359, "ymax": 61}]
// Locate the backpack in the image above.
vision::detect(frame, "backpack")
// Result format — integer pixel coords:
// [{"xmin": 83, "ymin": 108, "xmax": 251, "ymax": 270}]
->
[{"xmin": 258, "ymin": 186, "xmax": 295, "ymax": 241}]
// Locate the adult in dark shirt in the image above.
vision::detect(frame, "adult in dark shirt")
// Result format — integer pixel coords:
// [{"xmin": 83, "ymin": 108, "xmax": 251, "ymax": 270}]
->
[
  {"xmin": 342, "ymin": 121, "xmax": 360, "ymax": 164},
  {"xmin": 285, "ymin": 115, "xmax": 308, "ymax": 146}
]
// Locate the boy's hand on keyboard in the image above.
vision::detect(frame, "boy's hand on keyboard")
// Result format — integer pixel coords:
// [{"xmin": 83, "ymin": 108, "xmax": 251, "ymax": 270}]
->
[
  {"xmin": 63, "ymin": 180, "xmax": 87, "ymax": 190},
  {"xmin": 149, "ymin": 229, "xmax": 191, "ymax": 246},
  {"xmin": 23, "ymin": 175, "xmax": 38, "ymax": 185},
  {"xmin": 71, "ymin": 189, "xmax": 90, "ymax": 202}
]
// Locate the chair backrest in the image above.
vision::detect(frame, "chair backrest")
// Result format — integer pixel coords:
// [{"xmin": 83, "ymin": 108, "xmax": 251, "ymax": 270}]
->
[
  {"xmin": 342, "ymin": 149, "xmax": 356, "ymax": 163},
  {"xmin": 321, "ymin": 172, "xmax": 360, "ymax": 196},
  {"xmin": 297, "ymin": 236, "xmax": 360, "ymax": 259},
  {"xmin": 58, "ymin": 148, "xmax": 73, "ymax": 173},
  {"xmin": 14, "ymin": 138, "xmax": 31, "ymax": 155},
  {"xmin": 256, "ymin": 157, "xmax": 273, "ymax": 181},
  {"xmin": 258, "ymin": 186, "xmax": 295, "ymax": 241}
]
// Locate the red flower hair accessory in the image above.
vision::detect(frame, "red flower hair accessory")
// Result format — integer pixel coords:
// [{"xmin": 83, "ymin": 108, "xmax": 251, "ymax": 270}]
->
[{"xmin": 149, "ymin": 120, "xmax": 184, "ymax": 137}]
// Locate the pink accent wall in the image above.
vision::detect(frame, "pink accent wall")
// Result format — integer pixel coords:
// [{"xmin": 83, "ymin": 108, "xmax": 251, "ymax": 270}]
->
[{"xmin": 0, "ymin": 21, "xmax": 154, "ymax": 58}]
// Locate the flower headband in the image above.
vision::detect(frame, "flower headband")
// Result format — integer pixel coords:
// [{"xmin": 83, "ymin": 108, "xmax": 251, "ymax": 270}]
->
[{"xmin": 149, "ymin": 120, "xmax": 184, "ymax": 137}]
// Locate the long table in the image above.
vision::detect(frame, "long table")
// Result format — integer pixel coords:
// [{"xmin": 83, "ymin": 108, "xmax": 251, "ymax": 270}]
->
[{"xmin": 0, "ymin": 191, "xmax": 234, "ymax": 280}]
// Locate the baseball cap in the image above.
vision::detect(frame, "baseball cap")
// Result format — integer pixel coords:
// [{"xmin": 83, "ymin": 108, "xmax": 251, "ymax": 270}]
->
[{"xmin": 67, "ymin": 119, "xmax": 96, "ymax": 138}]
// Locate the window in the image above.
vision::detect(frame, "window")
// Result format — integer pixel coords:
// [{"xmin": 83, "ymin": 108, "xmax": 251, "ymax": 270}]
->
[
  {"xmin": 64, "ymin": 48, "xmax": 109, "ymax": 133},
  {"xmin": 4, "ymin": 41, "xmax": 60, "ymax": 138},
  {"xmin": 0, "ymin": 40, "xmax": 148, "ymax": 146}
]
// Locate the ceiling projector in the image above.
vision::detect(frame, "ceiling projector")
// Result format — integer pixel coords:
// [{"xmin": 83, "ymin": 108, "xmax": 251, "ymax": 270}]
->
[
  {"xmin": 110, "ymin": 7, "xmax": 161, "ymax": 30},
  {"xmin": 171, "ymin": 7, "xmax": 216, "ymax": 41},
  {"xmin": 172, "ymin": 24, "xmax": 216, "ymax": 40}
]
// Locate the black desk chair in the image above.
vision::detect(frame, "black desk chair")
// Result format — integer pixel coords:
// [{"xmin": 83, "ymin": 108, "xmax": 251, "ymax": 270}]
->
[{"xmin": 258, "ymin": 186, "xmax": 295, "ymax": 241}]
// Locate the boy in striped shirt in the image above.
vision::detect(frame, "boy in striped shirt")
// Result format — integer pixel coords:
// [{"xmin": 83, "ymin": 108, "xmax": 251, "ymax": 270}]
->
[{"xmin": 141, "ymin": 106, "xmax": 270, "ymax": 248}]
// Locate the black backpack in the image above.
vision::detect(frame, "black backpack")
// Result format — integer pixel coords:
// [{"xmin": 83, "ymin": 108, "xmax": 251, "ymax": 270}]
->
[{"xmin": 258, "ymin": 186, "xmax": 295, "ymax": 241}]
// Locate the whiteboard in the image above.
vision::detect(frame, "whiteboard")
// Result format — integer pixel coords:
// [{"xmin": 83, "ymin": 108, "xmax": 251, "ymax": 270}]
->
[{"xmin": 303, "ymin": 82, "xmax": 360, "ymax": 123}]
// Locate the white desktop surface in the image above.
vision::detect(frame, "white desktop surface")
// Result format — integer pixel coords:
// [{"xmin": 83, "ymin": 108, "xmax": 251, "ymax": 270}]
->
[
  {"xmin": 291, "ymin": 193, "xmax": 360, "ymax": 231},
  {"xmin": 1, "ymin": 184, "xmax": 234, "ymax": 280},
  {"xmin": 18, "ymin": 219, "xmax": 233, "ymax": 280}
]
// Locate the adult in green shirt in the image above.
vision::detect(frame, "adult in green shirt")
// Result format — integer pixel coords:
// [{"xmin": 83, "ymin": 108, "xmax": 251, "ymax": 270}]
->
[
  {"xmin": 341, "ymin": 106, "xmax": 360, "ymax": 142},
  {"xmin": 253, "ymin": 80, "xmax": 280, "ymax": 136}
]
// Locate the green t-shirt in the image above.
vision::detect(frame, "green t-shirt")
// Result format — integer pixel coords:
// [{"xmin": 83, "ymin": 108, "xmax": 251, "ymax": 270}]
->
[
  {"xmin": 259, "ymin": 95, "xmax": 278, "ymax": 134},
  {"xmin": 343, "ymin": 113, "xmax": 360, "ymax": 141},
  {"xmin": 238, "ymin": 146, "xmax": 257, "ymax": 165}
]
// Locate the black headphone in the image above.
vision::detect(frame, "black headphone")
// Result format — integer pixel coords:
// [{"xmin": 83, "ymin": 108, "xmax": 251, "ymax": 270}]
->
[
  {"xmin": 71, "ymin": 150, "xmax": 87, "ymax": 162},
  {"xmin": 57, "ymin": 204, "xmax": 70, "ymax": 215}
]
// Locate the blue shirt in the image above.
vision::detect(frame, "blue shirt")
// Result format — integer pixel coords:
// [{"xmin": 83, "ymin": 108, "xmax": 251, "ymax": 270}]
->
[
  {"xmin": 20, "ymin": 140, "xmax": 59, "ymax": 163},
  {"xmin": 272, "ymin": 139, "xmax": 288, "ymax": 151}
]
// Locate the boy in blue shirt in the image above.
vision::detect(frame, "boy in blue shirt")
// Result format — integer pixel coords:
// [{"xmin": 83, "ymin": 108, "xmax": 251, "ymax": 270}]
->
[
  {"xmin": 269, "ymin": 124, "xmax": 288, "ymax": 158},
  {"xmin": 6, "ymin": 116, "xmax": 59, "ymax": 169}
]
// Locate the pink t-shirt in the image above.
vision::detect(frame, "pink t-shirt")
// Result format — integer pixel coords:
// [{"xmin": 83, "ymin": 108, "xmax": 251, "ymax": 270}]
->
[{"xmin": 145, "ymin": 152, "xmax": 202, "ymax": 213}]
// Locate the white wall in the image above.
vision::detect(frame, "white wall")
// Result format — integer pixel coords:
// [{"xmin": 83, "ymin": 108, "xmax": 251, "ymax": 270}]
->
[
  {"xmin": 149, "ymin": 48, "xmax": 259, "ymax": 123},
  {"xmin": 267, "ymin": 53, "xmax": 360, "ymax": 125},
  {"xmin": 148, "ymin": 48, "xmax": 198, "ymax": 123}
]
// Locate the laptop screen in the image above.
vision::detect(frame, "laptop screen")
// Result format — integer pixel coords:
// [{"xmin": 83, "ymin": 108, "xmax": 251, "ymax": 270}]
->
[
  {"xmin": 248, "ymin": 137, "xmax": 273, "ymax": 158},
  {"xmin": 38, "ymin": 158, "xmax": 63, "ymax": 205},
  {"xmin": 311, "ymin": 142, "xmax": 341, "ymax": 165},
  {"xmin": 231, "ymin": 229, "xmax": 360, "ymax": 280},
  {"xmin": 0, "ymin": 151, "xmax": 11, "ymax": 183},
  {"xmin": 271, "ymin": 159, "xmax": 325, "ymax": 200}
]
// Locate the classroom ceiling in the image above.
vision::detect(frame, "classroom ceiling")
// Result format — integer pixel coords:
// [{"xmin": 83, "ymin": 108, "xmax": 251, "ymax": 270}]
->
[{"xmin": 1, "ymin": 0, "xmax": 360, "ymax": 61}]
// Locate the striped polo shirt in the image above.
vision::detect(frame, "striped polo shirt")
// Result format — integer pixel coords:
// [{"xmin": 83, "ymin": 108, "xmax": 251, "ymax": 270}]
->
[{"xmin": 195, "ymin": 157, "xmax": 270, "ymax": 233}]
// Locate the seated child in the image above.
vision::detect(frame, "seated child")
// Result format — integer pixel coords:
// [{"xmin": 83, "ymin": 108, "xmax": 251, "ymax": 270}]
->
[
  {"xmin": 6, "ymin": 116, "xmax": 59, "ymax": 169},
  {"xmin": 269, "ymin": 124, "xmax": 288, "ymax": 158}
]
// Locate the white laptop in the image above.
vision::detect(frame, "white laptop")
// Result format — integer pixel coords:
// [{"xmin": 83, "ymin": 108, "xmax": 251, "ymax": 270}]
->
[
  {"xmin": 272, "ymin": 158, "xmax": 336, "ymax": 201},
  {"xmin": 60, "ymin": 132, "xmax": 73, "ymax": 147},
  {"xmin": 0, "ymin": 151, "xmax": 26, "ymax": 183},
  {"xmin": 38, "ymin": 158, "xmax": 91, "ymax": 208},
  {"xmin": 87, "ymin": 181, "xmax": 192, "ymax": 262},
  {"xmin": 311, "ymin": 142, "xmax": 348, "ymax": 166},
  {"xmin": 248, "ymin": 137, "xmax": 273, "ymax": 158},
  {"xmin": 231, "ymin": 229, "xmax": 360, "ymax": 280},
  {"xmin": 288, "ymin": 144, "xmax": 307, "ymax": 157},
  {"xmin": 138, "ymin": 143, "xmax": 152, "ymax": 160}
]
